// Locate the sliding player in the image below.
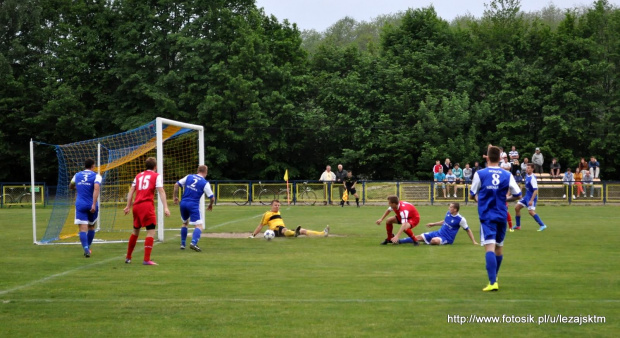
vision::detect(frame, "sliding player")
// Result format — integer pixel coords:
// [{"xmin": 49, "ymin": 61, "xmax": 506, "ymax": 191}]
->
[
  {"xmin": 249, "ymin": 200, "xmax": 329, "ymax": 238},
  {"xmin": 398, "ymin": 203, "xmax": 477, "ymax": 245}
]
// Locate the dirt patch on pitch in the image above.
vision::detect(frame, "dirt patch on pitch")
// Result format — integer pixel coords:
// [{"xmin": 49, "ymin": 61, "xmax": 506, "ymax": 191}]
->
[{"xmin": 202, "ymin": 232, "xmax": 344, "ymax": 238}]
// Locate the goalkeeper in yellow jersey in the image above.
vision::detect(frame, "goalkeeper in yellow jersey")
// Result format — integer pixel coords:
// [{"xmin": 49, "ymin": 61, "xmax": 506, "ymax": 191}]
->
[{"xmin": 249, "ymin": 200, "xmax": 329, "ymax": 238}]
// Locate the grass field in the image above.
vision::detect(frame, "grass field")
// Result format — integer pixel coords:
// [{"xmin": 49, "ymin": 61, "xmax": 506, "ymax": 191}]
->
[{"xmin": 0, "ymin": 204, "xmax": 618, "ymax": 337}]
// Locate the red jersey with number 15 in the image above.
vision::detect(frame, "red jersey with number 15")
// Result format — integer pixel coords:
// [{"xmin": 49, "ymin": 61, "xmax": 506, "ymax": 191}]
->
[
  {"xmin": 132, "ymin": 170, "xmax": 164, "ymax": 206},
  {"xmin": 390, "ymin": 201, "xmax": 420, "ymax": 226}
]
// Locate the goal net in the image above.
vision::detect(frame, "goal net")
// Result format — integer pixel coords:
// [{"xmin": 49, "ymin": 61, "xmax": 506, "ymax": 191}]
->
[{"xmin": 32, "ymin": 118, "xmax": 204, "ymax": 244}]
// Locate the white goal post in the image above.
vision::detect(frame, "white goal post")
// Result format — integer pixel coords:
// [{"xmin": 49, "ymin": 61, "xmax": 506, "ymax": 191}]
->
[{"xmin": 155, "ymin": 118, "xmax": 205, "ymax": 242}]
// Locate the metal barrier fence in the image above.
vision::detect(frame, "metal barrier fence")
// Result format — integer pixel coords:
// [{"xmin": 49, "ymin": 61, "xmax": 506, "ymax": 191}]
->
[
  {"xmin": 1, "ymin": 183, "xmax": 46, "ymax": 208},
  {"xmin": 208, "ymin": 180, "xmax": 617, "ymax": 205},
  {"xmin": 2, "ymin": 181, "xmax": 618, "ymax": 208}
]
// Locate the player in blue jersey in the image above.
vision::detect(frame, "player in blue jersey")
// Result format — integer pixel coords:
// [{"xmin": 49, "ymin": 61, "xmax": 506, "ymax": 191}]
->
[
  {"xmin": 173, "ymin": 165, "xmax": 215, "ymax": 252},
  {"xmin": 470, "ymin": 146, "xmax": 522, "ymax": 291},
  {"xmin": 69, "ymin": 158, "xmax": 102, "ymax": 258},
  {"xmin": 514, "ymin": 163, "xmax": 547, "ymax": 231},
  {"xmin": 398, "ymin": 203, "xmax": 477, "ymax": 245}
]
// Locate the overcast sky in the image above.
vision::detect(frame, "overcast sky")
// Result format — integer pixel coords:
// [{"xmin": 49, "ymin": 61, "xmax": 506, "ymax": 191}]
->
[{"xmin": 255, "ymin": 0, "xmax": 619, "ymax": 32}]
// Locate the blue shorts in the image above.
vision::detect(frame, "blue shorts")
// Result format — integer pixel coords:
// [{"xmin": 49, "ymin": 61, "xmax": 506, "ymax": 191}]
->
[
  {"xmin": 180, "ymin": 201, "xmax": 202, "ymax": 225},
  {"xmin": 422, "ymin": 231, "xmax": 452, "ymax": 245},
  {"xmin": 517, "ymin": 197, "xmax": 537, "ymax": 210},
  {"xmin": 480, "ymin": 219, "xmax": 507, "ymax": 246},
  {"xmin": 74, "ymin": 205, "xmax": 98, "ymax": 225}
]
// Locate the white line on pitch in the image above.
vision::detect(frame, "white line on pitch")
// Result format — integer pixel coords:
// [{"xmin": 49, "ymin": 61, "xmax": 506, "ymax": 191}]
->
[
  {"xmin": 0, "ymin": 256, "xmax": 119, "ymax": 296},
  {"xmin": 3, "ymin": 298, "xmax": 618, "ymax": 304}
]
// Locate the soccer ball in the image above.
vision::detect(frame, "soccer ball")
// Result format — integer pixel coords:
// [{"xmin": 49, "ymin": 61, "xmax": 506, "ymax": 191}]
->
[{"xmin": 263, "ymin": 230, "xmax": 275, "ymax": 241}]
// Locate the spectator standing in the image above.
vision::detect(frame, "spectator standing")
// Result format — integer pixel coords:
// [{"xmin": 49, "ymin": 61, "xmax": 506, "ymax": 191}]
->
[
  {"xmin": 463, "ymin": 164, "xmax": 473, "ymax": 184},
  {"xmin": 509, "ymin": 146, "xmax": 519, "ymax": 161},
  {"xmin": 550, "ymin": 158, "xmax": 561, "ymax": 178},
  {"xmin": 334, "ymin": 164, "xmax": 348, "ymax": 203},
  {"xmin": 510, "ymin": 159, "xmax": 520, "ymax": 177},
  {"xmin": 588, "ymin": 157, "xmax": 600, "ymax": 178},
  {"xmin": 319, "ymin": 165, "xmax": 336, "ymax": 182},
  {"xmin": 471, "ymin": 161, "xmax": 482, "ymax": 179},
  {"xmin": 582, "ymin": 170, "xmax": 595, "ymax": 197},
  {"xmin": 442, "ymin": 158, "xmax": 453, "ymax": 174},
  {"xmin": 521, "ymin": 158, "xmax": 529, "ymax": 178},
  {"xmin": 319, "ymin": 165, "xmax": 336, "ymax": 205},
  {"xmin": 499, "ymin": 147, "xmax": 508, "ymax": 165},
  {"xmin": 433, "ymin": 160, "xmax": 443, "ymax": 175},
  {"xmin": 532, "ymin": 148, "xmax": 544, "ymax": 174},
  {"xmin": 562, "ymin": 168, "xmax": 575, "ymax": 199},
  {"xmin": 500, "ymin": 155, "xmax": 512, "ymax": 171}
]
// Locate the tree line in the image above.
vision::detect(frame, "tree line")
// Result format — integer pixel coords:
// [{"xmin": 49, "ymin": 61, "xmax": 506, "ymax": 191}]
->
[{"xmin": 1, "ymin": 0, "xmax": 618, "ymax": 183}]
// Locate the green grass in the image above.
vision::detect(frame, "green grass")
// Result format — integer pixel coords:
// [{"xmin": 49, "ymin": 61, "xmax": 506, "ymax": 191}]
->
[{"xmin": 1, "ymin": 205, "xmax": 618, "ymax": 337}]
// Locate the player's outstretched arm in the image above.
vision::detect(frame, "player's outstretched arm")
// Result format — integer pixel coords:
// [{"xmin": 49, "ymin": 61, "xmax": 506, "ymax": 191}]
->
[
  {"xmin": 426, "ymin": 221, "xmax": 442, "ymax": 228},
  {"xmin": 466, "ymin": 228, "xmax": 478, "ymax": 245},
  {"xmin": 123, "ymin": 186, "xmax": 136, "ymax": 215},
  {"xmin": 157, "ymin": 187, "xmax": 170, "ymax": 216},
  {"xmin": 250, "ymin": 224, "xmax": 264, "ymax": 238},
  {"xmin": 376, "ymin": 210, "xmax": 391, "ymax": 225}
]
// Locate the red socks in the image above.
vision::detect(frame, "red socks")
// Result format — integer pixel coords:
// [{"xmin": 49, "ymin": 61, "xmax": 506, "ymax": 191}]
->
[
  {"xmin": 126, "ymin": 234, "xmax": 138, "ymax": 259},
  {"xmin": 144, "ymin": 237, "xmax": 154, "ymax": 262}
]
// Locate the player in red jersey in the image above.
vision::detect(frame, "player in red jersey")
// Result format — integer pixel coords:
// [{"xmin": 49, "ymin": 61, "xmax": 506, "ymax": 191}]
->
[
  {"xmin": 375, "ymin": 195, "xmax": 420, "ymax": 246},
  {"xmin": 123, "ymin": 157, "xmax": 170, "ymax": 265}
]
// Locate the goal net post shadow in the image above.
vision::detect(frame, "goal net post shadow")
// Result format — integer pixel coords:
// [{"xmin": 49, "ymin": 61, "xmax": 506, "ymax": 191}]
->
[{"xmin": 31, "ymin": 118, "xmax": 204, "ymax": 244}]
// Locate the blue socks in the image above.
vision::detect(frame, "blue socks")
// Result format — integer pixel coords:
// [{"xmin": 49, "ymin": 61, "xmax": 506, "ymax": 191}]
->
[
  {"xmin": 87, "ymin": 229, "xmax": 95, "ymax": 246},
  {"xmin": 495, "ymin": 255, "xmax": 503, "ymax": 275},
  {"xmin": 191, "ymin": 228, "xmax": 202, "ymax": 246},
  {"xmin": 181, "ymin": 227, "xmax": 188, "ymax": 246},
  {"xmin": 399, "ymin": 237, "xmax": 414, "ymax": 244},
  {"xmin": 515, "ymin": 216, "xmax": 521, "ymax": 227},
  {"xmin": 533, "ymin": 214, "xmax": 544, "ymax": 226},
  {"xmin": 485, "ymin": 251, "xmax": 497, "ymax": 284},
  {"xmin": 79, "ymin": 232, "xmax": 89, "ymax": 253}
]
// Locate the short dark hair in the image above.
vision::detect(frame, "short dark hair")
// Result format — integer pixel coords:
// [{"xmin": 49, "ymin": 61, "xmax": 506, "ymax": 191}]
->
[
  {"xmin": 145, "ymin": 157, "xmax": 157, "ymax": 170},
  {"xmin": 84, "ymin": 158, "xmax": 95, "ymax": 169},
  {"xmin": 387, "ymin": 195, "xmax": 399, "ymax": 204},
  {"xmin": 487, "ymin": 146, "xmax": 501, "ymax": 163},
  {"xmin": 271, "ymin": 199, "xmax": 280, "ymax": 205},
  {"xmin": 450, "ymin": 202, "xmax": 460, "ymax": 212}
]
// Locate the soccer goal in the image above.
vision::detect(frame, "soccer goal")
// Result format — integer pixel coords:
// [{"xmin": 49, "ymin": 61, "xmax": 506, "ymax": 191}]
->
[{"xmin": 31, "ymin": 118, "xmax": 204, "ymax": 244}]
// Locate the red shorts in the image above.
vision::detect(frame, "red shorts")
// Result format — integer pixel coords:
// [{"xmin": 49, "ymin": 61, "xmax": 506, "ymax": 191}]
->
[
  {"xmin": 397, "ymin": 217, "xmax": 419, "ymax": 229},
  {"xmin": 132, "ymin": 203, "xmax": 157, "ymax": 228}
]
